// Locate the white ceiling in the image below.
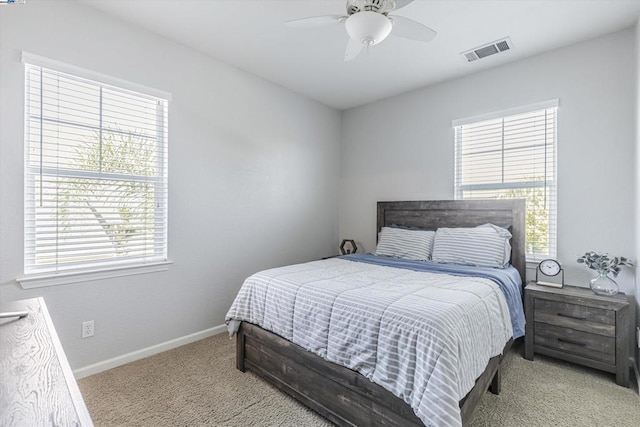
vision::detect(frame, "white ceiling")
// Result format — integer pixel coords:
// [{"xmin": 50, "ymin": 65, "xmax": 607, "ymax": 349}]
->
[{"xmin": 83, "ymin": 0, "xmax": 640, "ymax": 110}]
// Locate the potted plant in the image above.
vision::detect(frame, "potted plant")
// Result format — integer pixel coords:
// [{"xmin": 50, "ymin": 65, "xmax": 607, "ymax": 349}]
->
[{"xmin": 576, "ymin": 252, "xmax": 632, "ymax": 296}]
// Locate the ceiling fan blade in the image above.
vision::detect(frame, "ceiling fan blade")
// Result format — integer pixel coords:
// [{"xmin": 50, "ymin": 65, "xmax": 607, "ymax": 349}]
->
[
  {"xmin": 393, "ymin": 0, "xmax": 415, "ymax": 11},
  {"xmin": 390, "ymin": 15, "xmax": 437, "ymax": 43},
  {"xmin": 286, "ymin": 15, "xmax": 347, "ymax": 28},
  {"xmin": 344, "ymin": 38, "xmax": 364, "ymax": 62}
]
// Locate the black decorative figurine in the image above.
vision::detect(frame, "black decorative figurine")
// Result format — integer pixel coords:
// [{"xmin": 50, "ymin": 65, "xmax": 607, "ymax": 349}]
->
[{"xmin": 340, "ymin": 239, "xmax": 357, "ymax": 255}]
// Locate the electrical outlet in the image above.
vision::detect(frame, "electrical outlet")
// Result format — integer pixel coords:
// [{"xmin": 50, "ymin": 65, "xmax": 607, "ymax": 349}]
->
[{"xmin": 82, "ymin": 320, "xmax": 94, "ymax": 339}]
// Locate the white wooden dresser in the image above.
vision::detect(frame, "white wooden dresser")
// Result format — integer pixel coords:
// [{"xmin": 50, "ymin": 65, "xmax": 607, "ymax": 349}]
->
[{"xmin": 0, "ymin": 297, "xmax": 93, "ymax": 426}]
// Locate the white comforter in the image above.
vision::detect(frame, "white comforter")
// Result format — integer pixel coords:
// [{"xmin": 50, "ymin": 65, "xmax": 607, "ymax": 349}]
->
[{"xmin": 225, "ymin": 258, "xmax": 513, "ymax": 427}]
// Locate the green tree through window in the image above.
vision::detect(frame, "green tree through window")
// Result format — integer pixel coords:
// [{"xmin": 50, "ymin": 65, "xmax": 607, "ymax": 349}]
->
[
  {"xmin": 58, "ymin": 129, "xmax": 157, "ymax": 259},
  {"xmin": 500, "ymin": 184, "xmax": 550, "ymax": 256}
]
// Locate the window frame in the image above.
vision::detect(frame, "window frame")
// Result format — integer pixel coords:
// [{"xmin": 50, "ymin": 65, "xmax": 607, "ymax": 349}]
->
[
  {"xmin": 18, "ymin": 53, "xmax": 172, "ymax": 288},
  {"xmin": 452, "ymin": 100, "xmax": 558, "ymax": 262}
]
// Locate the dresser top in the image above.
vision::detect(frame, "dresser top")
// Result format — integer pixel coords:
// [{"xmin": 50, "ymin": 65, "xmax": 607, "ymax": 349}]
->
[{"xmin": 0, "ymin": 297, "xmax": 94, "ymax": 426}]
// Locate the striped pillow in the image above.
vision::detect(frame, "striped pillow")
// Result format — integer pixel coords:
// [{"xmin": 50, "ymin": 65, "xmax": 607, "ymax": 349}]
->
[
  {"xmin": 432, "ymin": 224, "xmax": 512, "ymax": 268},
  {"xmin": 375, "ymin": 227, "xmax": 435, "ymax": 261}
]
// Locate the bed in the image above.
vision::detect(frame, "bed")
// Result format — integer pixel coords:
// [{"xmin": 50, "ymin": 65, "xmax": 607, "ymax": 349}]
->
[{"xmin": 226, "ymin": 200, "xmax": 526, "ymax": 427}]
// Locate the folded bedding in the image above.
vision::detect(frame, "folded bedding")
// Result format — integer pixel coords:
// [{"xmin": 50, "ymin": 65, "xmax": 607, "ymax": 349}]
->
[{"xmin": 225, "ymin": 255, "xmax": 523, "ymax": 427}]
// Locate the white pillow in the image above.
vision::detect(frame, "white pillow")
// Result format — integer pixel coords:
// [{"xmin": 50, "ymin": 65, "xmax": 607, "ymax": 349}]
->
[
  {"xmin": 375, "ymin": 227, "xmax": 435, "ymax": 261},
  {"xmin": 432, "ymin": 224, "xmax": 512, "ymax": 268}
]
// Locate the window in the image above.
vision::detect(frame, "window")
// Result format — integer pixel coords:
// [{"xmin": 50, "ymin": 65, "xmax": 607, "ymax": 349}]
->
[
  {"xmin": 453, "ymin": 100, "xmax": 557, "ymax": 261},
  {"xmin": 22, "ymin": 55, "xmax": 169, "ymax": 283}
]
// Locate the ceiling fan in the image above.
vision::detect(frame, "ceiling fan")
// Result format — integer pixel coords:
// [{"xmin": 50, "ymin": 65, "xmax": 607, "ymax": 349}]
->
[{"xmin": 286, "ymin": 0, "xmax": 436, "ymax": 61}]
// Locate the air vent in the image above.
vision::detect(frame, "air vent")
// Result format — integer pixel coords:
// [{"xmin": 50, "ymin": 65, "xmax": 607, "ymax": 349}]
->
[{"xmin": 461, "ymin": 37, "xmax": 512, "ymax": 62}]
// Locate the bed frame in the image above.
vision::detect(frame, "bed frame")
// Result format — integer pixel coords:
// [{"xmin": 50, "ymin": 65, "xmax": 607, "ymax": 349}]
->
[{"xmin": 236, "ymin": 200, "xmax": 525, "ymax": 426}]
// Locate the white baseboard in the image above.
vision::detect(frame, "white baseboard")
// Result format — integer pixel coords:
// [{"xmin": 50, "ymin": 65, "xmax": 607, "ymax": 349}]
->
[{"xmin": 73, "ymin": 324, "xmax": 227, "ymax": 379}]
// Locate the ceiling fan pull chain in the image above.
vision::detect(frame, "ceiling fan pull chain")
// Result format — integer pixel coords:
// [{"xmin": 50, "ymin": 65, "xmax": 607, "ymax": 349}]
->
[{"xmin": 365, "ymin": 38, "xmax": 375, "ymax": 55}]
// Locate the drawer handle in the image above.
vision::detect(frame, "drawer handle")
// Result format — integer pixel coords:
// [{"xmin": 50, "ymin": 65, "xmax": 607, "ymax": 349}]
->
[
  {"xmin": 558, "ymin": 337, "xmax": 587, "ymax": 347},
  {"xmin": 557, "ymin": 312, "xmax": 586, "ymax": 321}
]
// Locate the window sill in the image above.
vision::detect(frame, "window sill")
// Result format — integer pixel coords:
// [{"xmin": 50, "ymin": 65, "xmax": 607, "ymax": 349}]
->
[{"xmin": 17, "ymin": 260, "xmax": 173, "ymax": 289}]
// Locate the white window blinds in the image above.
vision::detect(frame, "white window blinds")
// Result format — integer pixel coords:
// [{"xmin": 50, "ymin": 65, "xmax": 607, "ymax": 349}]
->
[
  {"xmin": 24, "ymin": 61, "xmax": 169, "ymax": 275},
  {"xmin": 453, "ymin": 101, "xmax": 557, "ymax": 261}
]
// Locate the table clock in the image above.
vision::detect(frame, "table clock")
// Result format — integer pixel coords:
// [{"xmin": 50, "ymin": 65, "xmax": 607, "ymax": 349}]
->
[{"xmin": 535, "ymin": 258, "xmax": 564, "ymax": 288}]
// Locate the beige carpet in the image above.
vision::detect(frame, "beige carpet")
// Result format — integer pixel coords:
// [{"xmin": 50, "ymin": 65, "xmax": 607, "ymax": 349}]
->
[{"xmin": 79, "ymin": 334, "xmax": 640, "ymax": 426}]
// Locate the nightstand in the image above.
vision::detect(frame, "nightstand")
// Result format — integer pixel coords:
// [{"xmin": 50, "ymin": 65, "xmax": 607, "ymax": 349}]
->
[{"xmin": 524, "ymin": 283, "xmax": 630, "ymax": 387}]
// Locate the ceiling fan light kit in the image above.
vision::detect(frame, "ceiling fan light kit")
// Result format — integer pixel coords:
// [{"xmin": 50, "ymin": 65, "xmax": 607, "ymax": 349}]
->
[
  {"xmin": 286, "ymin": 0, "xmax": 436, "ymax": 62},
  {"xmin": 345, "ymin": 11, "xmax": 392, "ymax": 47}
]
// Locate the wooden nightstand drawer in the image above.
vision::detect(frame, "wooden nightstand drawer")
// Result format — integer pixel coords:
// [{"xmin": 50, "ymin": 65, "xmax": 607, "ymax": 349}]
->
[
  {"xmin": 534, "ymin": 299, "xmax": 615, "ymax": 337},
  {"xmin": 534, "ymin": 322, "xmax": 615, "ymax": 364}
]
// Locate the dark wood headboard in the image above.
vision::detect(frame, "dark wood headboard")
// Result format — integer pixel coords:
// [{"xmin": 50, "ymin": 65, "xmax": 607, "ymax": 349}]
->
[{"xmin": 377, "ymin": 200, "xmax": 526, "ymax": 283}]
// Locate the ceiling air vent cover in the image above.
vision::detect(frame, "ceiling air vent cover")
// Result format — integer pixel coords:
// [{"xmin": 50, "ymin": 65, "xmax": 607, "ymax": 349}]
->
[{"xmin": 462, "ymin": 37, "xmax": 512, "ymax": 62}]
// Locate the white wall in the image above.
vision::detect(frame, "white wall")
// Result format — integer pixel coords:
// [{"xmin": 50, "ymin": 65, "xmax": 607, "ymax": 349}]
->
[
  {"xmin": 340, "ymin": 29, "xmax": 636, "ymax": 295},
  {"xmin": 0, "ymin": 1, "xmax": 341, "ymax": 370}
]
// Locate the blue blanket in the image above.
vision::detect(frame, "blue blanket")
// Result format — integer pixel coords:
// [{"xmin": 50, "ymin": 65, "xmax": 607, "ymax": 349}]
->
[{"xmin": 341, "ymin": 253, "xmax": 525, "ymax": 338}]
